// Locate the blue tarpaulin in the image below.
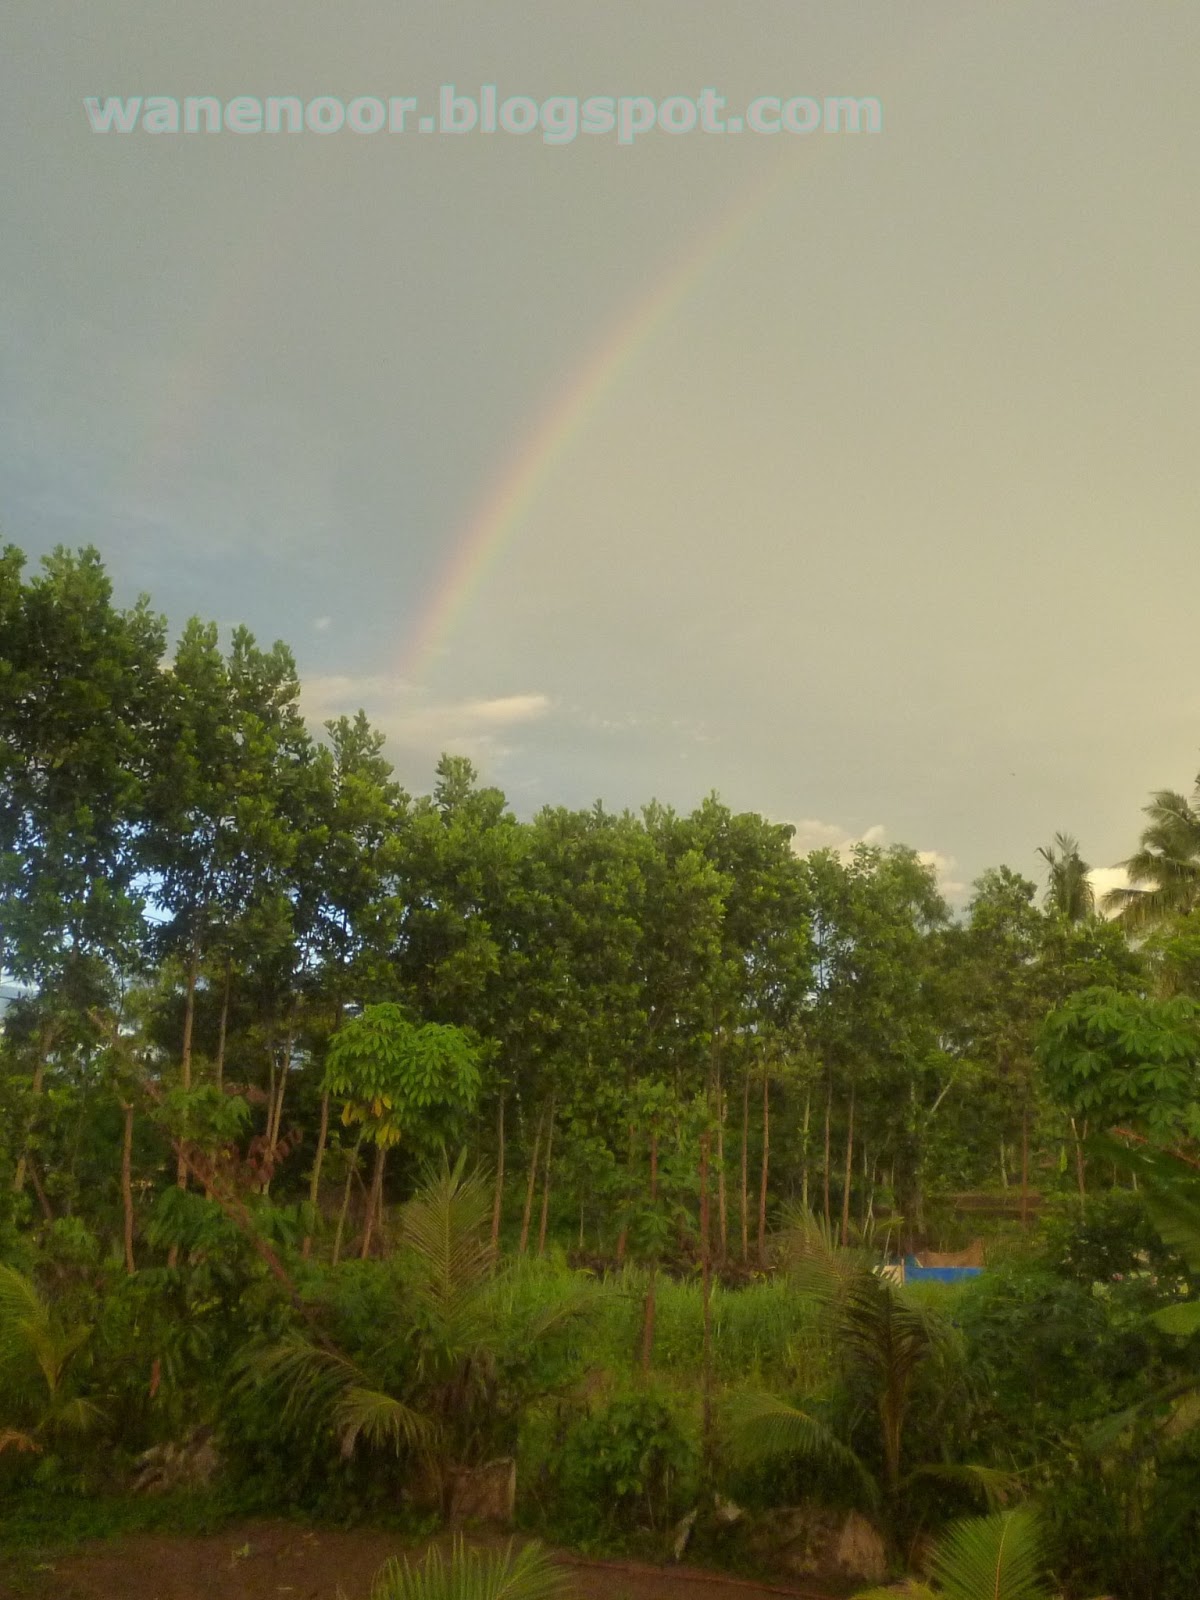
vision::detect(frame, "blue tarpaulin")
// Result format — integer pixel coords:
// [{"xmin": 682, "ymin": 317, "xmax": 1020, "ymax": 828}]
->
[{"xmin": 903, "ymin": 1256, "xmax": 982, "ymax": 1283}]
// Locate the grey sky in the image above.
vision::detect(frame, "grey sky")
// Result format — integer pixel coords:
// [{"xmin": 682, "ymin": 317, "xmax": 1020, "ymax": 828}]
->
[{"xmin": 3, "ymin": 2, "xmax": 1199, "ymax": 902}]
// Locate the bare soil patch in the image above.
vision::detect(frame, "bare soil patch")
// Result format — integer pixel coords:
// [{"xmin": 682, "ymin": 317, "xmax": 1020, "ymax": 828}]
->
[{"xmin": 0, "ymin": 1521, "xmax": 850, "ymax": 1600}]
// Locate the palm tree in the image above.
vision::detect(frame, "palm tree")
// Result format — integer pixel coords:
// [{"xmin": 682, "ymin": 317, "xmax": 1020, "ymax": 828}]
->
[
  {"xmin": 1036, "ymin": 833, "xmax": 1094, "ymax": 922},
  {"xmin": 1102, "ymin": 787, "xmax": 1200, "ymax": 932},
  {"xmin": 725, "ymin": 1218, "xmax": 1015, "ymax": 1532},
  {"xmin": 240, "ymin": 1153, "xmax": 592, "ymax": 1511}
]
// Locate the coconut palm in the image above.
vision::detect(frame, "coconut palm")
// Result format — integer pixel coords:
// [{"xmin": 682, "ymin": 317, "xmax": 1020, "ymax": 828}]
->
[
  {"xmin": 1102, "ymin": 787, "xmax": 1200, "ymax": 932},
  {"xmin": 369, "ymin": 1537, "xmax": 568, "ymax": 1600},
  {"xmin": 1036, "ymin": 833, "xmax": 1094, "ymax": 923}
]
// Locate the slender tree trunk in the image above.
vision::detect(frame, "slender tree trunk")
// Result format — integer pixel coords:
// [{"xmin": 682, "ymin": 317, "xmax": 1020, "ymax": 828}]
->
[
  {"xmin": 1071, "ymin": 1116, "xmax": 1088, "ymax": 1207},
  {"xmin": 699, "ymin": 1130, "xmax": 714, "ymax": 1473},
  {"xmin": 518, "ymin": 1110, "xmax": 543, "ymax": 1256},
  {"xmin": 715, "ymin": 1074, "xmax": 728, "ymax": 1264},
  {"xmin": 12, "ymin": 1026, "xmax": 54, "ymax": 1195},
  {"xmin": 26, "ymin": 1157, "xmax": 54, "ymax": 1222},
  {"xmin": 615, "ymin": 1121, "xmax": 634, "ymax": 1265},
  {"xmin": 121, "ymin": 1102, "xmax": 136, "ymax": 1273},
  {"xmin": 214, "ymin": 957, "xmax": 231, "ymax": 1089},
  {"xmin": 304, "ymin": 1000, "xmax": 343, "ymax": 1258},
  {"xmin": 332, "ymin": 1127, "xmax": 366, "ymax": 1266},
  {"xmin": 491, "ymin": 1094, "xmax": 506, "ymax": 1260},
  {"xmin": 537, "ymin": 1096, "xmax": 556, "ymax": 1256},
  {"xmin": 740, "ymin": 1068, "xmax": 750, "ymax": 1262},
  {"xmin": 303, "ymin": 1092, "xmax": 332, "ymax": 1259},
  {"xmin": 176, "ymin": 934, "xmax": 200, "ymax": 1191},
  {"xmin": 757, "ymin": 1058, "xmax": 770, "ymax": 1265},
  {"xmin": 823, "ymin": 1077, "xmax": 833, "ymax": 1228},
  {"xmin": 640, "ymin": 1265, "xmax": 657, "ymax": 1373},
  {"xmin": 800, "ymin": 1084, "xmax": 812, "ymax": 1212},
  {"xmin": 1020, "ymin": 1099, "xmax": 1030, "ymax": 1228},
  {"xmin": 649, "ymin": 1129, "xmax": 659, "ymax": 1201},
  {"xmin": 841, "ymin": 1085, "xmax": 856, "ymax": 1246},
  {"xmin": 999, "ymin": 1139, "xmax": 1008, "ymax": 1191},
  {"xmin": 360, "ymin": 1144, "xmax": 386, "ymax": 1259}
]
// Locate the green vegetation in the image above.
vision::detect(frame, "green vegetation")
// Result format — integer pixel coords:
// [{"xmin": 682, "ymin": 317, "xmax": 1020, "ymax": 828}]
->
[{"xmin": 2, "ymin": 541, "xmax": 1200, "ymax": 1598}]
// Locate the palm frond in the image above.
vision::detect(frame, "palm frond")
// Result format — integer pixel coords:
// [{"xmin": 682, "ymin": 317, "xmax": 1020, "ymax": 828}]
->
[
  {"xmin": 370, "ymin": 1537, "xmax": 567, "ymax": 1600},
  {"xmin": 722, "ymin": 1388, "xmax": 876, "ymax": 1503},
  {"xmin": 335, "ymin": 1385, "xmax": 434, "ymax": 1459},
  {"xmin": 928, "ymin": 1507, "xmax": 1050, "ymax": 1600},
  {"xmin": 401, "ymin": 1155, "xmax": 496, "ymax": 1317},
  {"xmin": 0, "ymin": 1428, "xmax": 40, "ymax": 1455},
  {"xmin": 905, "ymin": 1463, "xmax": 1024, "ymax": 1512},
  {"xmin": 237, "ymin": 1331, "xmax": 364, "ymax": 1433}
]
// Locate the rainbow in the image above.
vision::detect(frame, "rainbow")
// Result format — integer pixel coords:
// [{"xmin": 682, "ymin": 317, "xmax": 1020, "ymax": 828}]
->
[{"xmin": 399, "ymin": 150, "xmax": 805, "ymax": 680}]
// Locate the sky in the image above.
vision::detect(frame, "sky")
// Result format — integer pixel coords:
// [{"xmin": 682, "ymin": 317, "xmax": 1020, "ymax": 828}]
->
[{"xmin": 3, "ymin": 2, "xmax": 1199, "ymax": 905}]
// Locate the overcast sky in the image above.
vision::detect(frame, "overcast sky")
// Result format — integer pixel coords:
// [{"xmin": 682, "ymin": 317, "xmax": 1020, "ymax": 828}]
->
[{"xmin": 3, "ymin": 3, "xmax": 1199, "ymax": 902}]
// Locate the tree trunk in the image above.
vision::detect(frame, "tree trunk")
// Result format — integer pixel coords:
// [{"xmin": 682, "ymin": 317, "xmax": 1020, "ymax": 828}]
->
[
  {"xmin": 699, "ymin": 1130, "xmax": 714, "ymax": 1472},
  {"xmin": 715, "ymin": 1075, "xmax": 728, "ymax": 1264},
  {"xmin": 823, "ymin": 1077, "xmax": 833, "ymax": 1228},
  {"xmin": 640, "ymin": 1266, "xmax": 657, "ymax": 1374},
  {"xmin": 12, "ymin": 1024, "xmax": 54, "ymax": 1195},
  {"xmin": 121, "ymin": 1102, "xmax": 136, "ymax": 1273},
  {"xmin": 841, "ymin": 1085, "xmax": 856, "ymax": 1246},
  {"xmin": 739, "ymin": 1068, "xmax": 751, "ymax": 1262},
  {"xmin": 491, "ymin": 1094, "xmax": 506, "ymax": 1260},
  {"xmin": 1071, "ymin": 1116, "xmax": 1088, "ymax": 1207},
  {"xmin": 26, "ymin": 1156, "xmax": 54, "ymax": 1222},
  {"xmin": 800, "ymin": 1084, "xmax": 812, "ymax": 1212},
  {"xmin": 1020, "ymin": 1100, "xmax": 1030, "ymax": 1228},
  {"xmin": 999, "ymin": 1138, "xmax": 1008, "ymax": 1191},
  {"xmin": 332, "ymin": 1127, "xmax": 366, "ymax": 1266},
  {"xmin": 518, "ymin": 1110, "xmax": 543, "ymax": 1256},
  {"xmin": 304, "ymin": 1000, "xmax": 343, "ymax": 1257},
  {"xmin": 360, "ymin": 1145, "xmax": 386, "ymax": 1259},
  {"xmin": 537, "ymin": 1096, "xmax": 556, "ymax": 1256},
  {"xmin": 303, "ymin": 1091, "xmax": 332, "ymax": 1258},
  {"xmin": 214, "ymin": 957, "xmax": 231, "ymax": 1089},
  {"xmin": 757, "ymin": 1058, "xmax": 770, "ymax": 1265},
  {"xmin": 176, "ymin": 934, "xmax": 200, "ymax": 1191}
]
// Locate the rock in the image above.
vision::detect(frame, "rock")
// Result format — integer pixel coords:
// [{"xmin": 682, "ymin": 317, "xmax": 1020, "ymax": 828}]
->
[
  {"xmin": 834, "ymin": 1510, "xmax": 888, "ymax": 1583},
  {"xmin": 446, "ymin": 1457, "xmax": 516, "ymax": 1525},
  {"xmin": 713, "ymin": 1493, "xmax": 744, "ymax": 1525},
  {"xmin": 129, "ymin": 1426, "xmax": 220, "ymax": 1494},
  {"xmin": 672, "ymin": 1507, "xmax": 698, "ymax": 1559}
]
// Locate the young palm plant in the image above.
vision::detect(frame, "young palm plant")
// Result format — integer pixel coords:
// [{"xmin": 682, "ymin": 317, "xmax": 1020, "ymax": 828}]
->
[
  {"xmin": 725, "ymin": 1213, "xmax": 1015, "ymax": 1537},
  {"xmin": 0, "ymin": 1263, "xmax": 103, "ymax": 1456},
  {"xmin": 855, "ymin": 1507, "xmax": 1052, "ymax": 1600},
  {"xmin": 368, "ymin": 1537, "xmax": 568, "ymax": 1600},
  {"xmin": 240, "ymin": 1152, "xmax": 593, "ymax": 1511}
]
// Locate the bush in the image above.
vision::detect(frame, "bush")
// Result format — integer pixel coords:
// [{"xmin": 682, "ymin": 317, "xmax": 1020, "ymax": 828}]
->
[{"xmin": 536, "ymin": 1385, "xmax": 697, "ymax": 1549}]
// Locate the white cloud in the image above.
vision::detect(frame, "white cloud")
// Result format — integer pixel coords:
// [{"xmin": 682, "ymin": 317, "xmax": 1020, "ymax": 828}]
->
[
  {"xmin": 300, "ymin": 674, "xmax": 552, "ymax": 768},
  {"xmin": 1088, "ymin": 865, "xmax": 1130, "ymax": 916},
  {"xmin": 313, "ymin": 615, "xmax": 332, "ymax": 632},
  {"xmin": 787, "ymin": 819, "xmax": 966, "ymax": 900}
]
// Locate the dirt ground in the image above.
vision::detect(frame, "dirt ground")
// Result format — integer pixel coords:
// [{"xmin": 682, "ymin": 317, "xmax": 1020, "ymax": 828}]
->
[{"xmin": 0, "ymin": 1521, "xmax": 851, "ymax": 1600}]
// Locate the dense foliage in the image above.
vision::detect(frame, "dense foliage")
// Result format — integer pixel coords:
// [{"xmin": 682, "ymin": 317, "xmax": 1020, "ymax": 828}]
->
[{"xmin": 2, "ymin": 542, "xmax": 1200, "ymax": 1599}]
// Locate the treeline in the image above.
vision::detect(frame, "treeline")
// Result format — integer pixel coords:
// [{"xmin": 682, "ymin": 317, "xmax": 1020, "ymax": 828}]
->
[{"xmin": 0, "ymin": 543, "xmax": 1144, "ymax": 1263}]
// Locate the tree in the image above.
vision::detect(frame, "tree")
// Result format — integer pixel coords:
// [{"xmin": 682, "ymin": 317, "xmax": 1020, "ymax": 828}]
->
[
  {"xmin": 323, "ymin": 1003, "xmax": 480, "ymax": 1258},
  {"xmin": 1103, "ymin": 785, "xmax": 1200, "ymax": 932},
  {"xmin": 1037, "ymin": 832, "xmax": 1095, "ymax": 922}
]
